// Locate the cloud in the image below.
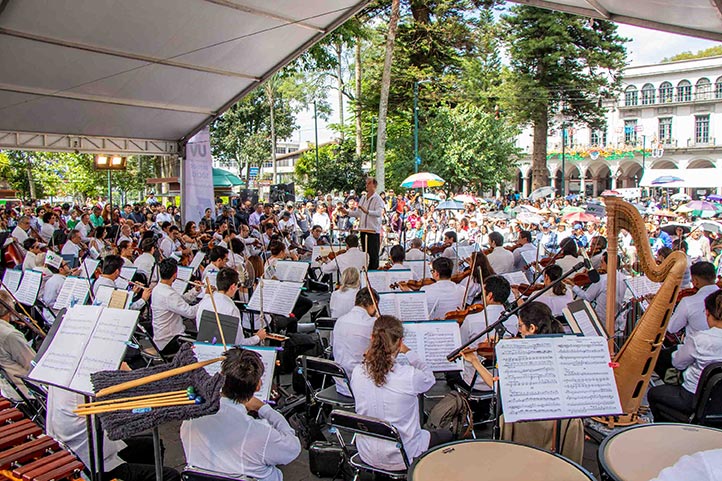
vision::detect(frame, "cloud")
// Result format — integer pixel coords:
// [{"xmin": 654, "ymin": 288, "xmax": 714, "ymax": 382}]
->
[{"xmin": 617, "ymin": 24, "xmax": 721, "ymax": 65}]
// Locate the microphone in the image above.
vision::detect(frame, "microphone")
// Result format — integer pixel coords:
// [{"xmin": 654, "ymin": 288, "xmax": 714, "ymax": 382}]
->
[{"xmin": 579, "ymin": 248, "xmax": 601, "ymax": 283}]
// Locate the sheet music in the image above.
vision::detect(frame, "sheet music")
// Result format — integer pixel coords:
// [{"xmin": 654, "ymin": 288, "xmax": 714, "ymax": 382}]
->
[
  {"xmin": 2, "ymin": 269, "xmax": 22, "ymax": 294},
  {"xmin": 625, "ymin": 276, "xmax": 659, "ymax": 309},
  {"xmin": 189, "ymin": 251, "xmax": 206, "ymax": 273},
  {"xmin": 53, "ymin": 276, "xmax": 91, "ymax": 310},
  {"xmin": 172, "ymin": 279, "xmax": 189, "ymax": 295},
  {"xmin": 176, "ymin": 265, "xmax": 193, "ymax": 282},
  {"xmin": 274, "ymin": 261, "xmax": 309, "ymax": 283},
  {"xmin": 378, "ymin": 292, "xmax": 429, "ymax": 321},
  {"xmin": 403, "ymin": 321, "xmax": 462, "ymax": 372},
  {"xmin": 29, "ymin": 305, "xmax": 139, "ymax": 394},
  {"xmin": 115, "ymin": 266, "xmax": 137, "ymax": 289},
  {"xmin": 94, "ymin": 285, "xmax": 115, "ymax": 307},
  {"xmin": 564, "ymin": 300, "xmax": 605, "ymax": 338},
  {"xmin": 405, "ymin": 260, "xmax": 432, "ymax": 280},
  {"xmin": 520, "ymin": 250, "xmax": 538, "ymax": 267},
  {"xmin": 246, "ymin": 279, "xmax": 302, "ymax": 316},
  {"xmin": 78, "ymin": 258, "xmax": 100, "ymax": 279},
  {"xmin": 501, "ymin": 271, "xmax": 528, "ymax": 286},
  {"xmin": 15, "ymin": 269, "xmax": 42, "ymax": 306},
  {"xmin": 456, "ymin": 244, "xmax": 478, "ymax": 261},
  {"xmin": 496, "ymin": 336, "xmax": 622, "ymax": 423},
  {"xmin": 193, "ymin": 343, "xmax": 277, "ymax": 401}
]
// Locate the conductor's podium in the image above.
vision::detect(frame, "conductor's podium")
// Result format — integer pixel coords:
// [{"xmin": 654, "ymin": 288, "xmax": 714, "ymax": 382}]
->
[{"xmin": 0, "ymin": 398, "xmax": 85, "ymax": 481}]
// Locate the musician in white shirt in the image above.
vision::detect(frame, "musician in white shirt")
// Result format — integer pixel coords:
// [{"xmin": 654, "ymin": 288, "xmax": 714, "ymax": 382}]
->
[
  {"xmin": 554, "ymin": 238, "xmax": 583, "ymax": 275},
  {"xmin": 486, "ymin": 231, "xmax": 514, "ymax": 274},
  {"xmin": 332, "ymin": 287, "xmax": 378, "ymax": 396},
  {"xmin": 303, "ymin": 225, "xmax": 323, "ymax": 254},
  {"xmin": 330, "ymin": 267, "xmax": 360, "ymax": 319},
  {"xmin": 420, "ymin": 257, "xmax": 465, "ymax": 320},
  {"xmin": 93, "ymin": 255, "xmax": 152, "ymax": 310},
  {"xmin": 320, "ymin": 234, "xmax": 368, "ymax": 277},
  {"xmin": 512, "ymin": 230, "xmax": 536, "ymax": 272},
  {"xmin": 150, "ymin": 258, "xmax": 200, "ymax": 355},
  {"xmin": 567, "ymin": 252, "xmax": 627, "ymax": 324},
  {"xmin": 8, "ymin": 216, "xmax": 30, "ymax": 249},
  {"xmin": 39, "ymin": 211, "xmax": 58, "ymax": 243},
  {"xmin": 181, "ymin": 348, "xmax": 301, "ymax": 481},
  {"xmin": 439, "ymin": 231, "xmax": 461, "ymax": 274},
  {"xmin": 133, "ymin": 238, "xmax": 158, "ymax": 283},
  {"xmin": 387, "ymin": 244, "xmax": 419, "ymax": 279},
  {"xmin": 194, "ymin": 268, "xmax": 266, "ymax": 345},
  {"xmin": 76, "ymin": 213, "xmax": 92, "ymax": 242},
  {"xmin": 668, "ymin": 261, "xmax": 720, "ymax": 336},
  {"xmin": 533, "ymin": 265, "xmax": 573, "ymax": 317},
  {"xmin": 351, "ymin": 316, "xmax": 452, "ymax": 472},
  {"xmin": 348, "ymin": 177, "xmax": 384, "ymax": 270},
  {"xmin": 405, "ymin": 238, "xmax": 425, "ymax": 261},
  {"xmin": 21, "ymin": 238, "xmax": 45, "ymax": 272},
  {"xmin": 61, "ymin": 229, "xmax": 83, "ymax": 258}
]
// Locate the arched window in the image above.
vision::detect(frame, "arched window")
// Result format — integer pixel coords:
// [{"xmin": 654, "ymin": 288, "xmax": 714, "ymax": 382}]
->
[
  {"xmin": 659, "ymin": 81, "xmax": 673, "ymax": 103},
  {"xmin": 696, "ymin": 78, "xmax": 712, "ymax": 100},
  {"xmin": 716, "ymin": 77, "xmax": 722, "ymax": 99},
  {"xmin": 624, "ymin": 85, "xmax": 638, "ymax": 106},
  {"xmin": 677, "ymin": 80, "xmax": 692, "ymax": 102},
  {"xmin": 641, "ymin": 83, "xmax": 655, "ymax": 105}
]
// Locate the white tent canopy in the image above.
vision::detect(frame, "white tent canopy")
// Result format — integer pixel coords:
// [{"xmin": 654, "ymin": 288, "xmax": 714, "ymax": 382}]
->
[
  {"xmin": 640, "ymin": 169, "xmax": 720, "ymax": 188},
  {"xmin": 510, "ymin": 0, "xmax": 722, "ymax": 41},
  {"xmin": 0, "ymin": 0, "xmax": 367, "ymax": 154}
]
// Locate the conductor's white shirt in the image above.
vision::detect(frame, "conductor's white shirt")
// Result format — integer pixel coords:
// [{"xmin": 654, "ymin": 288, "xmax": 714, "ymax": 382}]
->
[
  {"xmin": 667, "ymin": 284, "xmax": 720, "ymax": 336},
  {"xmin": 320, "ymin": 247, "xmax": 368, "ymax": 275},
  {"xmin": 181, "ymin": 398, "xmax": 301, "ymax": 481},
  {"xmin": 348, "ymin": 192, "xmax": 384, "ymax": 234},
  {"xmin": 150, "ymin": 282, "xmax": 199, "ymax": 349},
  {"xmin": 194, "ymin": 292, "xmax": 260, "ymax": 346},
  {"xmin": 422, "ymin": 280, "xmax": 465, "ymax": 320},
  {"xmin": 332, "ymin": 306, "xmax": 374, "ymax": 396},
  {"xmin": 350, "ymin": 351, "xmax": 435, "ymax": 471}
]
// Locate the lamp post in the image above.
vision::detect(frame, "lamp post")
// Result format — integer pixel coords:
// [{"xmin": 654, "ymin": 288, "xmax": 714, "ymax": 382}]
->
[
  {"xmin": 313, "ymin": 100, "xmax": 319, "ymax": 182},
  {"xmin": 561, "ymin": 123, "xmax": 567, "ymax": 196},
  {"xmin": 641, "ymin": 134, "xmax": 646, "ymax": 197},
  {"xmin": 413, "ymin": 80, "xmax": 431, "ymax": 173}
]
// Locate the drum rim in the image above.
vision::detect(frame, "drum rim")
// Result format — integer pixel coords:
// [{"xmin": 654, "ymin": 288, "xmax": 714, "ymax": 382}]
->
[
  {"xmin": 597, "ymin": 422, "xmax": 722, "ymax": 481},
  {"xmin": 407, "ymin": 439, "xmax": 595, "ymax": 480}
]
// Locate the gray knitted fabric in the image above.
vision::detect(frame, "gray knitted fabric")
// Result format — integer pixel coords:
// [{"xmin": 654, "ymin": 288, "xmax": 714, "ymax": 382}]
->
[{"xmin": 90, "ymin": 344, "xmax": 224, "ymax": 440}]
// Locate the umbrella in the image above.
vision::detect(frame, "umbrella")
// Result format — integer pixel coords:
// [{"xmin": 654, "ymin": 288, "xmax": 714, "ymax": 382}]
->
[
  {"xmin": 562, "ymin": 212, "xmax": 597, "ymax": 224},
  {"xmin": 670, "ymin": 192, "xmax": 691, "ymax": 202},
  {"xmin": 516, "ymin": 212, "xmax": 544, "ymax": 225},
  {"xmin": 601, "ymin": 190, "xmax": 622, "ymax": 197},
  {"xmin": 706, "ymin": 194, "xmax": 722, "ymax": 202},
  {"xmin": 652, "ymin": 209, "xmax": 678, "ymax": 218},
  {"xmin": 529, "ymin": 186, "xmax": 556, "ymax": 201},
  {"xmin": 423, "ymin": 193, "xmax": 441, "ymax": 201},
  {"xmin": 453, "ymin": 194, "xmax": 477, "ymax": 204},
  {"xmin": 651, "ymin": 175, "xmax": 684, "ymax": 186},
  {"xmin": 212, "ymin": 167, "xmax": 244, "ymax": 188},
  {"xmin": 518, "ymin": 204, "xmax": 540, "ymax": 213},
  {"xmin": 487, "ymin": 211, "xmax": 511, "ymax": 220},
  {"xmin": 677, "ymin": 200, "xmax": 718, "ymax": 218},
  {"xmin": 696, "ymin": 220, "xmax": 722, "ymax": 234},
  {"xmin": 660, "ymin": 223, "xmax": 691, "ymax": 235},
  {"xmin": 436, "ymin": 199, "xmax": 464, "ymax": 211},
  {"xmin": 561, "ymin": 205, "xmax": 584, "ymax": 215},
  {"xmin": 401, "ymin": 172, "xmax": 445, "ymax": 189}
]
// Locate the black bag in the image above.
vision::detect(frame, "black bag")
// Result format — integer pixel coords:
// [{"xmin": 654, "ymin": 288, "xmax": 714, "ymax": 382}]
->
[
  {"xmin": 278, "ymin": 332, "xmax": 323, "ymax": 374},
  {"xmin": 288, "ymin": 410, "xmax": 325, "ymax": 450},
  {"xmin": 424, "ymin": 391, "xmax": 473, "ymax": 439},
  {"xmin": 309, "ymin": 441, "xmax": 345, "ymax": 478}
]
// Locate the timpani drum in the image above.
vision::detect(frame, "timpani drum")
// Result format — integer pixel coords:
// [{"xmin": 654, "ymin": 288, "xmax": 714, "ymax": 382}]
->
[
  {"xmin": 408, "ymin": 440, "xmax": 595, "ymax": 481},
  {"xmin": 598, "ymin": 423, "xmax": 722, "ymax": 481}
]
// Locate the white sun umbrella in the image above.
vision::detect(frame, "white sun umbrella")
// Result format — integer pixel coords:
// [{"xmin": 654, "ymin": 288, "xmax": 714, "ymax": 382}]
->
[
  {"xmin": 529, "ymin": 186, "xmax": 556, "ymax": 201},
  {"xmin": 516, "ymin": 212, "xmax": 544, "ymax": 225}
]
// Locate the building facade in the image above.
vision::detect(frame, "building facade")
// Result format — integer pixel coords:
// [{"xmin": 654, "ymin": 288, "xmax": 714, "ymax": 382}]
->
[{"xmin": 515, "ymin": 56, "xmax": 722, "ymax": 198}]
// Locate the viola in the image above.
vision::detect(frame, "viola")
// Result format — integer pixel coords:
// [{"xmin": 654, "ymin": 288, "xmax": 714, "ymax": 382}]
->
[
  {"xmin": 504, "ymin": 242, "xmax": 523, "ymax": 252},
  {"xmin": 427, "ymin": 242, "xmax": 448, "ymax": 256},
  {"xmin": 390, "ymin": 278, "xmax": 435, "ymax": 291},
  {"xmin": 2, "ymin": 239, "xmax": 24, "ymax": 268},
  {"xmin": 445, "ymin": 303, "xmax": 484, "ymax": 324}
]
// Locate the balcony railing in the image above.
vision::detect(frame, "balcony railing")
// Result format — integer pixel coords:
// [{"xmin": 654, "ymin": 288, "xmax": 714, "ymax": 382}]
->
[{"xmin": 621, "ymin": 90, "xmax": 721, "ymax": 108}]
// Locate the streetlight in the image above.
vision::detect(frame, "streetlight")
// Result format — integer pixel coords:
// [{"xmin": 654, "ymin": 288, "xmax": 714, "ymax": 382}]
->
[
  {"xmin": 561, "ymin": 122, "xmax": 567, "ymax": 196},
  {"xmin": 413, "ymin": 80, "xmax": 431, "ymax": 173},
  {"xmin": 94, "ymin": 154, "xmax": 128, "ymax": 223}
]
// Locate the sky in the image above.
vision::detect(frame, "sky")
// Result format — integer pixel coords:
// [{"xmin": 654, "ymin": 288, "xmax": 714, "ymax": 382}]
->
[{"xmin": 290, "ymin": 23, "xmax": 722, "ymax": 147}]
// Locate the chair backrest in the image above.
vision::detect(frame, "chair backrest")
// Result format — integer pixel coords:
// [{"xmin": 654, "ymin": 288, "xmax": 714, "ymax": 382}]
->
[
  {"xmin": 182, "ymin": 469, "xmax": 257, "ymax": 481},
  {"xmin": 298, "ymin": 355, "xmax": 348, "ymax": 380},
  {"xmin": 694, "ymin": 362, "xmax": 722, "ymax": 403},
  {"xmin": 693, "ymin": 368, "xmax": 722, "ymax": 426},
  {"xmin": 314, "ymin": 317, "xmax": 337, "ymax": 330},
  {"xmin": 329, "ymin": 409, "xmax": 410, "ymax": 468}
]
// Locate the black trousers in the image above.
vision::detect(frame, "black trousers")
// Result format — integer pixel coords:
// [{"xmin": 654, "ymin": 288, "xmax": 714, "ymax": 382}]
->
[
  {"xmin": 648, "ymin": 383, "xmax": 695, "ymax": 422},
  {"xmin": 360, "ymin": 232, "xmax": 380, "ymax": 270},
  {"xmin": 104, "ymin": 435, "xmax": 180, "ymax": 481}
]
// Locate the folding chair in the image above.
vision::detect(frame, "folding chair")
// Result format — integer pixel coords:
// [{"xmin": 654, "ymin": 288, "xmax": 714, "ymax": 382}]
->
[
  {"xmin": 655, "ymin": 362, "xmax": 722, "ymax": 427},
  {"xmin": 330, "ymin": 409, "xmax": 410, "ymax": 480},
  {"xmin": 296, "ymin": 356, "xmax": 354, "ymax": 423}
]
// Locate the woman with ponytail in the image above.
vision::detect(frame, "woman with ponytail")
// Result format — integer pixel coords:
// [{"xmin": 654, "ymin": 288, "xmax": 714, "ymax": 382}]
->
[
  {"xmin": 536, "ymin": 264, "xmax": 573, "ymax": 317},
  {"xmin": 648, "ymin": 289, "xmax": 722, "ymax": 421},
  {"xmin": 350, "ymin": 315, "xmax": 449, "ymax": 471}
]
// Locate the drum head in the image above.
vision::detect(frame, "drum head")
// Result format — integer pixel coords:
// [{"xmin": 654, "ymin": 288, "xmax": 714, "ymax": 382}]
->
[
  {"xmin": 409, "ymin": 440, "xmax": 594, "ymax": 481},
  {"xmin": 599, "ymin": 423, "xmax": 722, "ymax": 481}
]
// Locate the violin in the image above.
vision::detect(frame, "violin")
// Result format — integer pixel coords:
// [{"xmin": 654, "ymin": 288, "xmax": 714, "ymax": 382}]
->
[
  {"xmin": 445, "ymin": 303, "xmax": 485, "ymax": 324},
  {"xmin": 2, "ymin": 238, "xmax": 24, "ymax": 268},
  {"xmin": 390, "ymin": 278, "xmax": 435, "ymax": 291},
  {"xmin": 315, "ymin": 248, "xmax": 347, "ymax": 263},
  {"xmin": 512, "ymin": 283, "xmax": 546, "ymax": 294},
  {"xmin": 504, "ymin": 242, "xmax": 523, "ymax": 252},
  {"xmin": 450, "ymin": 269, "xmax": 471, "ymax": 284}
]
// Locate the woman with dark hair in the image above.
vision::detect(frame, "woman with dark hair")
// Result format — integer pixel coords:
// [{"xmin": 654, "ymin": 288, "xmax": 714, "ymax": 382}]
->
[
  {"xmin": 466, "ymin": 251, "xmax": 496, "ymax": 305},
  {"xmin": 517, "ymin": 301, "xmax": 564, "ymax": 337},
  {"xmin": 555, "ymin": 237, "xmax": 581, "ymax": 274},
  {"xmin": 350, "ymin": 316, "xmax": 452, "ymax": 472},
  {"xmin": 536, "ymin": 264, "xmax": 573, "ymax": 317}
]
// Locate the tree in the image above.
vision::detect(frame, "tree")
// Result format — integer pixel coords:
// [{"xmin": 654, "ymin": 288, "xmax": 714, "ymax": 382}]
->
[
  {"xmin": 294, "ymin": 141, "xmax": 366, "ymax": 195},
  {"xmin": 663, "ymin": 45, "xmax": 722, "ymax": 63},
  {"xmin": 375, "ymin": 0, "xmax": 401, "ymax": 193},
  {"xmin": 501, "ymin": 7, "xmax": 627, "ymax": 189}
]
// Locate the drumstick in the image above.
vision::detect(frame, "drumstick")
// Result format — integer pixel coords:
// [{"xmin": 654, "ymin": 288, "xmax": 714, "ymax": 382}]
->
[
  {"xmin": 76, "ymin": 388, "xmax": 194, "ymax": 408},
  {"xmin": 76, "ymin": 397, "xmax": 203, "ymax": 415},
  {"xmin": 95, "ymin": 357, "xmax": 224, "ymax": 398},
  {"xmin": 76, "ymin": 394, "xmax": 194, "ymax": 413}
]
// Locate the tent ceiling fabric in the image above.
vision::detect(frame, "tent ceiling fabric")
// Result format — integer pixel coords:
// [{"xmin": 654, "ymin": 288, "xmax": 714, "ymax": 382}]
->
[
  {"xmin": 509, "ymin": 0, "xmax": 722, "ymax": 41},
  {"xmin": 0, "ymin": 0, "xmax": 367, "ymax": 145}
]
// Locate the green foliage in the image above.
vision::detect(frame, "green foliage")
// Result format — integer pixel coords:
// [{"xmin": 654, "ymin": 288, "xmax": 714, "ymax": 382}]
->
[
  {"xmin": 663, "ymin": 45, "xmax": 722, "ymax": 63},
  {"xmin": 294, "ymin": 141, "xmax": 366, "ymax": 194}
]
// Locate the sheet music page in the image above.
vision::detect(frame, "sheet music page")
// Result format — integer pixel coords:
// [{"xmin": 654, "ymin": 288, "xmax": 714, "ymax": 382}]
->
[
  {"xmin": 53, "ymin": 276, "xmax": 91, "ymax": 310},
  {"xmin": 29, "ymin": 305, "xmax": 102, "ymax": 390},
  {"xmin": 572, "ymin": 307, "xmax": 602, "ymax": 337},
  {"xmin": 274, "ymin": 261, "xmax": 309, "ymax": 283},
  {"xmin": 2, "ymin": 269, "xmax": 22, "ymax": 294},
  {"xmin": 378, "ymin": 293, "xmax": 400, "ymax": 318},
  {"xmin": 108, "ymin": 290, "xmax": 129, "ymax": 310},
  {"xmin": 457, "ymin": 245, "xmax": 478, "ymax": 261},
  {"xmin": 502, "ymin": 271, "xmax": 529, "ymax": 286},
  {"xmin": 406, "ymin": 260, "xmax": 432, "ymax": 280},
  {"xmin": 15, "ymin": 270, "xmax": 42, "ymax": 305},
  {"xmin": 189, "ymin": 251, "xmax": 205, "ymax": 273},
  {"xmin": 115, "ymin": 266, "xmax": 137, "ymax": 289},
  {"xmin": 193, "ymin": 343, "xmax": 277, "ymax": 401},
  {"xmin": 94, "ymin": 285, "xmax": 114, "ymax": 307},
  {"xmin": 364, "ymin": 270, "xmax": 391, "ymax": 292},
  {"xmin": 70, "ymin": 307, "xmax": 139, "ymax": 394},
  {"xmin": 625, "ymin": 276, "xmax": 660, "ymax": 298},
  {"xmin": 396, "ymin": 292, "xmax": 429, "ymax": 321},
  {"xmin": 403, "ymin": 321, "xmax": 462, "ymax": 371},
  {"xmin": 496, "ymin": 336, "xmax": 621, "ymax": 422},
  {"xmin": 171, "ymin": 279, "xmax": 188, "ymax": 295},
  {"xmin": 387, "ymin": 269, "xmax": 413, "ymax": 289},
  {"xmin": 247, "ymin": 279, "xmax": 279, "ymax": 313},
  {"xmin": 78, "ymin": 258, "xmax": 100, "ymax": 279},
  {"xmin": 272, "ymin": 281, "xmax": 303, "ymax": 316},
  {"xmin": 520, "ymin": 250, "xmax": 538, "ymax": 267},
  {"xmin": 176, "ymin": 265, "xmax": 193, "ymax": 282}
]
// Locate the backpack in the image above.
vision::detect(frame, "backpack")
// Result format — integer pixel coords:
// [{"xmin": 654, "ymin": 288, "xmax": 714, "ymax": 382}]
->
[{"xmin": 424, "ymin": 391, "xmax": 473, "ymax": 440}]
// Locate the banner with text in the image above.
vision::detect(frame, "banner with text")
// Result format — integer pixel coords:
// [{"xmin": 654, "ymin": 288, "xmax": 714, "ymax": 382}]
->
[{"xmin": 182, "ymin": 126, "xmax": 215, "ymax": 224}]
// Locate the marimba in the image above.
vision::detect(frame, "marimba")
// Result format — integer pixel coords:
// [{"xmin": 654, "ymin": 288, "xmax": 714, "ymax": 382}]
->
[{"xmin": 0, "ymin": 398, "xmax": 84, "ymax": 481}]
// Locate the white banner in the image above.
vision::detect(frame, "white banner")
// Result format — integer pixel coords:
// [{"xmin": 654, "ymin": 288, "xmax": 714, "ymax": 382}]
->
[{"xmin": 182, "ymin": 126, "xmax": 215, "ymax": 224}]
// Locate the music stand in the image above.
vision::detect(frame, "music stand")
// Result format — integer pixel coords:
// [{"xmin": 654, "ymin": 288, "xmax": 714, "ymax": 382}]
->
[{"xmin": 196, "ymin": 310, "xmax": 240, "ymax": 346}]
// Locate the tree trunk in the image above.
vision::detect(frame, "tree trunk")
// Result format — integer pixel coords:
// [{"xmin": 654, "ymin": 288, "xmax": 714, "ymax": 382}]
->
[
  {"xmin": 531, "ymin": 109, "xmax": 550, "ymax": 190},
  {"xmin": 354, "ymin": 37, "xmax": 363, "ymax": 158},
  {"xmin": 25, "ymin": 153, "xmax": 36, "ymax": 199},
  {"xmin": 336, "ymin": 42, "xmax": 345, "ymax": 141},
  {"xmin": 375, "ymin": 0, "xmax": 401, "ymax": 193}
]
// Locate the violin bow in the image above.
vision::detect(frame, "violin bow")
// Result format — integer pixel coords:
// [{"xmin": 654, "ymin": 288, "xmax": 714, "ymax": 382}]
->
[
  {"xmin": 477, "ymin": 265, "xmax": 491, "ymax": 343},
  {"xmin": 362, "ymin": 267, "xmax": 380, "ymax": 317},
  {"xmin": 461, "ymin": 250, "xmax": 477, "ymax": 308}
]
